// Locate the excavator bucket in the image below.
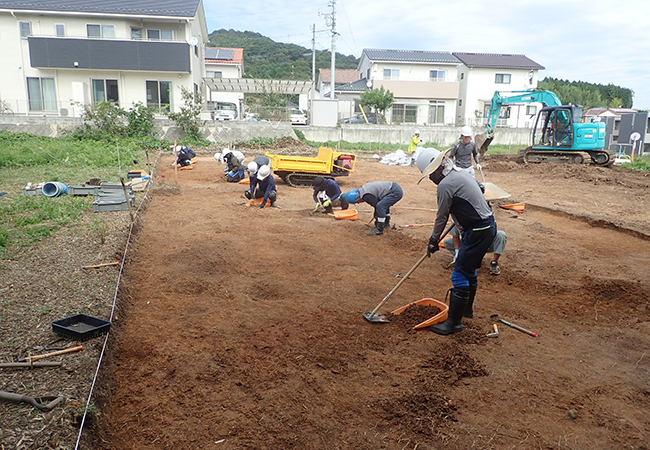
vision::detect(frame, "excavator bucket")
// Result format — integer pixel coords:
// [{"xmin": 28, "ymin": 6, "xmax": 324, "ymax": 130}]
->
[{"xmin": 475, "ymin": 134, "xmax": 493, "ymax": 158}]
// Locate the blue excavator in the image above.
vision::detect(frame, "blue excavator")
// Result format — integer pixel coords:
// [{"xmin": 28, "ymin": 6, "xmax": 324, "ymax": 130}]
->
[{"xmin": 476, "ymin": 89, "xmax": 612, "ymax": 166}]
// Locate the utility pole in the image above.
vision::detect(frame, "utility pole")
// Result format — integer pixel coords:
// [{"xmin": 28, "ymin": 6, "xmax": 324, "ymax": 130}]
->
[
  {"xmin": 323, "ymin": 0, "xmax": 337, "ymax": 100},
  {"xmin": 311, "ymin": 24, "xmax": 316, "ymax": 100}
]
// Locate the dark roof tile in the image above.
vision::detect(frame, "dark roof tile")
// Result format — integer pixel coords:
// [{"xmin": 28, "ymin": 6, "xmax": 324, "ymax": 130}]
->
[
  {"xmin": 453, "ymin": 52, "xmax": 545, "ymax": 70},
  {"xmin": 0, "ymin": 0, "xmax": 201, "ymax": 17}
]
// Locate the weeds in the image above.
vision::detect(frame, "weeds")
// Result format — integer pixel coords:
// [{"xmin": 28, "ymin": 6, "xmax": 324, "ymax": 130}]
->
[{"xmin": 90, "ymin": 217, "xmax": 109, "ymax": 245}]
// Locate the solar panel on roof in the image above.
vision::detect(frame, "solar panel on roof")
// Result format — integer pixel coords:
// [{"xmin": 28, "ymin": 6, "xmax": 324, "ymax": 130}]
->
[{"xmin": 215, "ymin": 49, "xmax": 234, "ymax": 60}]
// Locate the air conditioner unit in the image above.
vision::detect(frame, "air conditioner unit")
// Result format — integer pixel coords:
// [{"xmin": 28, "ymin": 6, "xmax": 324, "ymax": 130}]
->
[{"xmin": 60, "ymin": 108, "xmax": 68, "ymax": 116}]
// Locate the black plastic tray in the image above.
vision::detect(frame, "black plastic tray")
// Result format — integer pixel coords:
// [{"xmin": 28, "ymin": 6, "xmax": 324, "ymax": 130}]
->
[{"xmin": 51, "ymin": 314, "xmax": 111, "ymax": 341}]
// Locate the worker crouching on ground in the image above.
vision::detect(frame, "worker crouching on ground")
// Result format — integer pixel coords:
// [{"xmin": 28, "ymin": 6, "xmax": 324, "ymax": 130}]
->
[
  {"xmin": 448, "ymin": 126, "xmax": 481, "ymax": 177},
  {"xmin": 417, "ymin": 149, "xmax": 496, "ymax": 335},
  {"xmin": 443, "ymin": 225, "xmax": 507, "ymax": 275},
  {"xmin": 246, "ymin": 165, "xmax": 277, "ymax": 208},
  {"xmin": 174, "ymin": 145, "xmax": 195, "ymax": 167},
  {"xmin": 223, "ymin": 150, "xmax": 246, "ymax": 182},
  {"xmin": 246, "ymin": 155, "xmax": 271, "ymax": 199},
  {"xmin": 343, "ymin": 181, "xmax": 403, "ymax": 236},
  {"xmin": 312, "ymin": 176, "xmax": 349, "ymax": 214}
]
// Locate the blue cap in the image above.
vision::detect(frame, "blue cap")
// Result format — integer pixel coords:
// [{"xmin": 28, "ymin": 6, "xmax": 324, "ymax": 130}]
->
[{"xmin": 343, "ymin": 189, "xmax": 359, "ymax": 204}]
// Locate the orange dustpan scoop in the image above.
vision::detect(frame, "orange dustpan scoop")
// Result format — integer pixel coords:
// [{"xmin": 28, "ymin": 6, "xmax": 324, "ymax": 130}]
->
[
  {"xmin": 330, "ymin": 209, "xmax": 357, "ymax": 220},
  {"xmin": 239, "ymin": 178, "xmax": 250, "ymax": 184},
  {"xmin": 245, "ymin": 197, "xmax": 265, "ymax": 207},
  {"xmin": 391, "ymin": 298, "xmax": 449, "ymax": 329}
]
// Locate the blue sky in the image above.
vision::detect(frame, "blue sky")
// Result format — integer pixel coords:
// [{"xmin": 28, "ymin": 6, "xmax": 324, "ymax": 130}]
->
[{"xmin": 204, "ymin": 0, "xmax": 650, "ymax": 110}]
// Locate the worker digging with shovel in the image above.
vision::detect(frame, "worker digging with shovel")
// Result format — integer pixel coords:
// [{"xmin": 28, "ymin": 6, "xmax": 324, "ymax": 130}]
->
[{"xmin": 416, "ymin": 149, "xmax": 496, "ymax": 335}]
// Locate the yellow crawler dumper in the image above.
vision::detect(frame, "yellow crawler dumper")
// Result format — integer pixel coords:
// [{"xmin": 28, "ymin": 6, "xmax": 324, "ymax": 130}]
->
[{"xmin": 265, "ymin": 147, "xmax": 356, "ymax": 187}]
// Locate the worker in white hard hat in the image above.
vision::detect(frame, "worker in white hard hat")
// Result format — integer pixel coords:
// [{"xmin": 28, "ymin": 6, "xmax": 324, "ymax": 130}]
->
[
  {"xmin": 245, "ymin": 155, "xmax": 271, "ymax": 199},
  {"xmin": 447, "ymin": 126, "xmax": 481, "ymax": 176},
  {"xmin": 407, "ymin": 129, "xmax": 422, "ymax": 154},
  {"xmin": 415, "ymin": 149, "xmax": 496, "ymax": 335},
  {"xmin": 246, "ymin": 165, "xmax": 277, "ymax": 208}
]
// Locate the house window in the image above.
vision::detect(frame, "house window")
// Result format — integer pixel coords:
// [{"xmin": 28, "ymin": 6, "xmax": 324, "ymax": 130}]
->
[
  {"xmin": 207, "ymin": 71, "xmax": 222, "ymax": 78},
  {"xmin": 495, "ymin": 73, "xmax": 511, "ymax": 84},
  {"xmin": 428, "ymin": 100, "xmax": 445, "ymax": 124},
  {"xmin": 131, "ymin": 27, "xmax": 142, "ymax": 39},
  {"xmin": 162, "ymin": 30, "xmax": 173, "ymax": 40},
  {"xmin": 147, "ymin": 29, "xmax": 160, "ymax": 40},
  {"xmin": 27, "ymin": 77, "xmax": 57, "ymax": 111},
  {"xmin": 526, "ymin": 105, "xmax": 537, "ymax": 116},
  {"xmin": 383, "ymin": 69, "xmax": 399, "ymax": 80},
  {"xmin": 20, "ymin": 21, "xmax": 31, "ymax": 37},
  {"xmin": 194, "ymin": 45, "xmax": 199, "ymax": 57},
  {"xmin": 460, "ymin": 73, "xmax": 464, "ymax": 80},
  {"xmin": 429, "ymin": 70, "xmax": 446, "ymax": 82},
  {"xmin": 55, "ymin": 24, "xmax": 65, "ymax": 37},
  {"xmin": 146, "ymin": 80, "xmax": 171, "ymax": 111},
  {"xmin": 87, "ymin": 24, "xmax": 114, "ymax": 38},
  {"xmin": 92, "ymin": 79, "xmax": 119, "ymax": 106},
  {"xmin": 391, "ymin": 104, "xmax": 417, "ymax": 124}
]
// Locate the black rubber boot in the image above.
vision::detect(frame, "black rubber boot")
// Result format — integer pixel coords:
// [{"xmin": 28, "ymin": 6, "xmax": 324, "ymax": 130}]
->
[
  {"xmin": 431, "ymin": 287, "xmax": 469, "ymax": 335},
  {"xmin": 464, "ymin": 276, "xmax": 478, "ymax": 318},
  {"xmin": 385, "ymin": 215, "xmax": 391, "ymax": 230},
  {"xmin": 244, "ymin": 189, "xmax": 253, "ymax": 200},
  {"xmin": 324, "ymin": 204, "xmax": 333, "ymax": 213},
  {"xmin": 367, "ymin": 221, "xmax": 384, "ymax": 236}
]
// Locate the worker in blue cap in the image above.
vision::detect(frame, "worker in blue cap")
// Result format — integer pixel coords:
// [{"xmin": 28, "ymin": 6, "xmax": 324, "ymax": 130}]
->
[{"xmin": 343, "ymin": 181, "xmax": 403, "ymax": 236}]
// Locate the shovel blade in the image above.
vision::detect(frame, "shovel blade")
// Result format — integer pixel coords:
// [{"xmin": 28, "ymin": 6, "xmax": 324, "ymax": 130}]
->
[{"xmin": 363, "ymin": 312, "xmax": 390, "ymax": 323}]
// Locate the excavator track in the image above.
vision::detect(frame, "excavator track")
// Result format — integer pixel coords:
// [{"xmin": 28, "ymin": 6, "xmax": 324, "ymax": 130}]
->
[
  {"xmin": 520, "ymin": 147, "xmax": 613, "ymax": 166},
  {"xmin": 283, "ymin": 172, "xmax": 333, "ymax": 188}
]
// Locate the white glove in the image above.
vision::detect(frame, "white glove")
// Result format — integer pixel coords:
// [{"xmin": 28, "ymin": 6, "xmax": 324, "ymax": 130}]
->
[{"xmin": 476, "ymin": 163, "xmax": 482, "ymax": 171}]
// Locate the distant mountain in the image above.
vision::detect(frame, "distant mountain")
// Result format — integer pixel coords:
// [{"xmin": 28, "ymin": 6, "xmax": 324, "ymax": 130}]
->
[{"xmin": 208, "ymin": 29, "xmax": 359, "ymax": 80}]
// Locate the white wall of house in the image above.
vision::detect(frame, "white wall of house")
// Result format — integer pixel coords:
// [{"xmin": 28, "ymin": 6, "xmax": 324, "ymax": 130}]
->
[
  {"xmin": 0, "ymin": 8, "xmax": 206, "ymax": 117},
  {"xmin": 204, "ymin": 62, "xmax": 244, "ymax": 109},
  {"xmin": 458, "ymin": 66, "xmax": 541, "ymax": 127}
]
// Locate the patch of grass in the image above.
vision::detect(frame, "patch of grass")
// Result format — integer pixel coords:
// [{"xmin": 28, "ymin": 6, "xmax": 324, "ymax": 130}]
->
[
  {"xmin": 624, "ymin": 155, "xmax": 650, "ymax": 171},
  {"xmin": 0, "ymin": 195, "xmax": 91, "ymax": 254}
]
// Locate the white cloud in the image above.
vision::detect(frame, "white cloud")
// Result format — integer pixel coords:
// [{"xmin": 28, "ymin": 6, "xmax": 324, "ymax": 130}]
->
[{"xmin": 204, "ymin": 0, "xmax": 650, "ymax": 108}]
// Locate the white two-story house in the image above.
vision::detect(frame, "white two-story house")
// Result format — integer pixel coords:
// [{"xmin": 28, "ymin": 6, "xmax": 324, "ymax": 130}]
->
[
  {"xmin": 357, "ymin": 49, "xmax": 461, "ymax": 125},
  {"xmin": 452, "ymin": 52, "xmax": 545, "ymax": 128},
  {"xmin": 0, "ymin": 0, "xmax": 208, "ymax": 117}
]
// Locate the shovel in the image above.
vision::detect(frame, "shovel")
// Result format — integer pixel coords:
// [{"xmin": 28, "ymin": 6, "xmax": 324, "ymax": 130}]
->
[
  {"xmin": 478, "ymin": 166, "xmax": 511, "ymax": 201},
  {"xmin": 363, "ymin": 221, "xmax": 455, "ymax": 323}
]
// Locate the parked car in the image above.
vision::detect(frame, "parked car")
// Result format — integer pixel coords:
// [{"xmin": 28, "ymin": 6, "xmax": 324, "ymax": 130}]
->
[
  {"xmin": 340, "ymin": 113, "xmax": 378, "ymax": 124},
  {"xmin": 211, "ymin": 102, "xmax": 238, "ymax": 121},
  {"xmin": 290, "ymin": 109, "xmax": 308, "ymax": 125},
  {"xmin": 613, "ymin": 153, "xmax": 631, "ymax": 165}
]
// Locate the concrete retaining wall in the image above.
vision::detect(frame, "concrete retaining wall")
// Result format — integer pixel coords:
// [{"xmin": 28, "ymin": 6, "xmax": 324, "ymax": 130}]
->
[
  {"xmin": 304, "ymin": 125, "xmax": 531, "ymax": 147},
  {"xmin": 0, "ymin": 116, "xmax": 297, "ymax": 143},
  {"xmin": 0, "ymin": 116, "xmax": 530, "ymax": 147}
]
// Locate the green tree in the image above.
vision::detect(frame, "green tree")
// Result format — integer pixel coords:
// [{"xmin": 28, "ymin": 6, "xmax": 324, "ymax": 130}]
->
[
  {"xmin": 357, "ymin": 87, "xmax": 394, "ymax": 124},
  {"xmin": 165, "ymin": 87, "xmax": 204, "ymax": 140}
]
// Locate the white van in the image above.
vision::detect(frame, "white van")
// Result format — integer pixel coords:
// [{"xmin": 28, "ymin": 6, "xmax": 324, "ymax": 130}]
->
[
  {"xmin": 212, "ymin": 102, "xmax": 238, "ymax": 121},
  {"xmin": 290, "ymin": 109, "xmax": 308, "ymax": 125}
]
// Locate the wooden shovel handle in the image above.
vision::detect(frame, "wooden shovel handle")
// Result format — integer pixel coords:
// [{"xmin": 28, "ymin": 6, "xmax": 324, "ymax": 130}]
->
[{"xmin": 25, "ymin": 345, "xmax": 83, "ymax": 362}]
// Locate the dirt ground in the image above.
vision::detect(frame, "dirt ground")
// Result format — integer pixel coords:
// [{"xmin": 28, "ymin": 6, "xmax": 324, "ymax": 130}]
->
[{"xmin": 2, "ymin": 145, "xmax": 650, "ymax": 449}]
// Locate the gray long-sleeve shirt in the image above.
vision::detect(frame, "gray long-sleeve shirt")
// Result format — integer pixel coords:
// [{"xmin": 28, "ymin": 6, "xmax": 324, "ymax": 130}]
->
[
  {"xmin": 432, "ymin": 170, "xmax": 493, "ymax": 241},
  {"xmin": 448, "ymin": 141, "xmax": 479, "ymax": 169},
  {"xmin": 359, "ymin": 181, "xmax": 393, "ymax": 201}
]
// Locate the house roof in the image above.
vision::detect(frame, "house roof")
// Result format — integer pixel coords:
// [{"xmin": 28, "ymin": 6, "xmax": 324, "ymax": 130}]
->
[
  {"xmin": 0, "ymin": 0, "xmax": 202, "ymax": 17},
  {"xmin": 362, "ymin": 49, "xmax": 460, "ymax": 64},
  {"xmin": 584, "ymin": 107, "xmax": 637, "ymax": 116},
  {"xmin": 452, "ymin": 52, "xmax": 545, "ymax": 70},
  {"xmin": 318, "ymin": 69, "xmax": 361, "ymax": 84},
  {"xmin": 337, "ymin": 78, "xmax": 371, "ymax": 92},
  {"xmin": 205, "ymin": 47, "xmax": 244, "ymax": 65}
]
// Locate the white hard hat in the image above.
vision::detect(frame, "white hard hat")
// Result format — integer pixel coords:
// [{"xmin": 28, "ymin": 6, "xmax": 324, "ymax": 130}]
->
[
  {"xmin": 247, "ymin": 161, "xmax": 258, "ymax": 174},
  {"xmin": 415, "ymin": 148, "xmax": 441, "ymax": 174},
  {"xmin": 416, "ymin": 149, "xmax": 450, "ymax": 185},
  {"xmin": 414, "ymin": 129, "xmax": 420, "ymax": 135},
  {"xmin": 257, "ymin": 165, "xmax": 271, "ymax": 180},
  {"xmin": 460, "ymin": 126, "xmax": 472, "ymax": 137}
]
